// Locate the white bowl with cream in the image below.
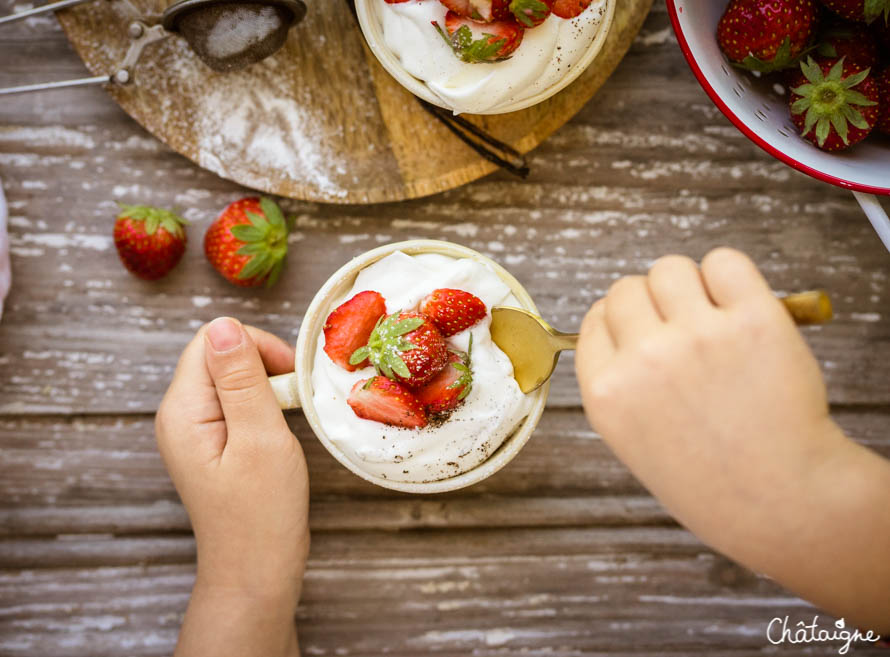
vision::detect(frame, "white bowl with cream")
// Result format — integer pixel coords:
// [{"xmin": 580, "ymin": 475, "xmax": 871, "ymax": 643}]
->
[
  {"xmin": 355, "ymin": 0, "xmax": 616, "ymax": 115},
  {"xmin": 269, "ymin": 240, "xmax": 550, "ymax": 494}
]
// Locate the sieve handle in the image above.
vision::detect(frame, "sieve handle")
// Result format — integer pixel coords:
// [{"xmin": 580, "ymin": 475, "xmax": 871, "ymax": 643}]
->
[
  {"xmin": 0, "ymin": 0, "xmax": 96, "ymax": 25},
  {"xmin": 853, "ymin": 192, "xmax": 890, "ymax": 255}
]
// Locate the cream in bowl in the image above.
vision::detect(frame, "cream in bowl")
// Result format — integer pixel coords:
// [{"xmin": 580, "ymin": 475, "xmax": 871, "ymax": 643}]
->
[
  {"xmin": 269, "ymin": 240, "xmax": 549, "ymax": 494},
  {"xmin": 356, "ymin": 0, "xmax": 616, "ymax": 114}
]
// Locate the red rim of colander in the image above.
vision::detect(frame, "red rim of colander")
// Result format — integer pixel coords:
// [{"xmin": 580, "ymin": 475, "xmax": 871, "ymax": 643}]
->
[{"xmin": 665, "ymin": 0, "xmax": 890, "ymax": 197}]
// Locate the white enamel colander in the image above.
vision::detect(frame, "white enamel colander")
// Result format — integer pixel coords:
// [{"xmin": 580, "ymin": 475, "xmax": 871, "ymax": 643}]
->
[{"xmin": 667, "ymin": 0, "xmax": 890, "ymax": 253}]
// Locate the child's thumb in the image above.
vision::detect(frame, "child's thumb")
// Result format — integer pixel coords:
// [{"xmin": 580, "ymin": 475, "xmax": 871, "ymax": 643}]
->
[{"xmin": 204, "ymin": 317, "xmax": 289, "ymax": 443}]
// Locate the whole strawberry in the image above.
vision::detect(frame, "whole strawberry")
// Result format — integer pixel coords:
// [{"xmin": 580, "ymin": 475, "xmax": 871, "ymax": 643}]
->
[
  {"xmin": 789, "ymin": 56, "xmax": 880, "ymax": 150},
  {"xmin": 434, "ymin": 12, "xmax": 524, "ymax": 63},
  {"xmin": 819, "ymin": 0, "xmax": 890, "ymax": 24},
  {"xmin": 876, "ymin": 68, "xmax": 890, "ymax": 134},
  {"xmin": 816, "ymin": 21, "xmax": 880, "ymax": 68},
  {"xmin": 204, "ymin": 197, "xmax": 289, "ymax": 287},
  {"xmin": 717, "ymin": 0, "xmax": 819, "ymax": 73},
  {"xmin": 350, "ymin": 311, "xmax": 448, "ymax": 388},
  {"xmin": 113, "ymin": 203, "xmax": 187, "ymax": 280}
]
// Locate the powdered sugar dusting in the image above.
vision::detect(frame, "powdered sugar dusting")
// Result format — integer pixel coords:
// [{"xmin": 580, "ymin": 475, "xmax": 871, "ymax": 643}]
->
[
  {"xmin": 65, "ymin": 0, "xmax": 353, "ymax": 201},
  {"xmin": 204, "ymin": 6, "xmax": 282, "ymax": 59}
]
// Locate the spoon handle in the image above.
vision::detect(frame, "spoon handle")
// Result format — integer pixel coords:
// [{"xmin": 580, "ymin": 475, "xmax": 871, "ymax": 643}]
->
[
  {"xmin": 550, "ymin": 331, "xmax": 579, "ymax": 353},
  {"xmin": 548, "ymin": 290, "xmax": 830, "ymax": 355},
  {"xmin": 780, "ymin": 291, "xmax": 833, "ymax": 325}
]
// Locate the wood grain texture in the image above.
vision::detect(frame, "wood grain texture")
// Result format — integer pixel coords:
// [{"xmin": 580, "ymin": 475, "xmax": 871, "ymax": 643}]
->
[
  {"xmin": 53, "ymin": 0, "xmax": 653, "ymax": 203},
  {"xmin": 0, "ymin": 535, "xmax": 860, "ymax": 657},
  {"xmin": 1, "ymin": 2, "xmax": 890, "ymax": 655}
]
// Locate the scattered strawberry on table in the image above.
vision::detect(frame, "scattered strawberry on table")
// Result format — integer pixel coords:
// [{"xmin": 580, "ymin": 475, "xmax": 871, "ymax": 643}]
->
[
  {"xmin": 382, "ymin": 0, "xmax": 594, "ymax": 64},
  {"xmin": 204, "ymin": 196, "xmax": 289, "ymax": 287},
  {"xmin": 113, "ymin": 203, "xmax": 188, "ymax": 280},
  {"xmin": 716, "ymin": 0, "xmax": 890, "ymax": 152},
  {"xmin": 327, "ymin": 287, "xmax": 487, "ymax": 428}
]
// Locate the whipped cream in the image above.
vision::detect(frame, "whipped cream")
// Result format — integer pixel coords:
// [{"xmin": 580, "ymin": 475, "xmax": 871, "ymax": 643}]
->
[
  {"xmin": 372, "ymin": 0, "xmax": 607, "ymax": 114},
  {"xmin": 311, "ymin": 251, "xmax": 532, "ymax": 483}
]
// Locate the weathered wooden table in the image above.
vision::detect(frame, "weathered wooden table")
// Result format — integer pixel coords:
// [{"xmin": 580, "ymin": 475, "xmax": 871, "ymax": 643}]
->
[{"xmin": 1, "ymin": 3, "xmax": 888, "ymax": 655}]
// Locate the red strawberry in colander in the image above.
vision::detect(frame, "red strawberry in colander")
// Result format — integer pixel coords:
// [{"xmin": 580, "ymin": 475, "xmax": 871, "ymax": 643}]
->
[
  {"xmin": 789, "ymin": 56, "xmax": 880, "ymax": 151},
  {"xmin": 716, "ymin": 0, "xmax": 820, "ymax": 73}
]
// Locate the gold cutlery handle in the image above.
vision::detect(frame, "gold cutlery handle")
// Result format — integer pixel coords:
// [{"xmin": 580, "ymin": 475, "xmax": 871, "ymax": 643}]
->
[
  {"xmin": 549, "ymin": 291, "xmax": 830, "ymax": 355},
  {"xmin": 780, "ymin": 291, "xmax": 833, "ymax": 325}
]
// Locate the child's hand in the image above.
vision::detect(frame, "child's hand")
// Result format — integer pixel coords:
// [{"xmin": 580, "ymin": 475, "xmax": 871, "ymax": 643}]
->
[
  {"xmin": 575, "ymin": 248, "xmax": 890, "ymax": 631},
  {"xmin": 156, "ymin": 317, "xmax": 309, "ymax": 657}
]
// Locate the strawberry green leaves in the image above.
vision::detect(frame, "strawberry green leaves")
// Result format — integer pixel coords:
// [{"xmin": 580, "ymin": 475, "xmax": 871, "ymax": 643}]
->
[
  {"xmin": 350, "ymin": 314, "xmax": 425, "ymax": 380},
  {"xmin": 791, "ymin": 56, "xmax": 878, "ymax": 148},
  {"xmin": 228, "ymin": 196, "xmax": 289, "ymax": 287},
  {"xmin": 116, "ymin": 203, "xmax": 188, "ymax": 239}
]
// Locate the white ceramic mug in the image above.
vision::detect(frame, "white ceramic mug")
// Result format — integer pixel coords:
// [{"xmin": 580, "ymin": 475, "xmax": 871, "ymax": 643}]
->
[
  {"xmin": 354, "ymin": 0, "xmax": 617, "ymax": 114},
  {"xmin": 268, "ymin": 239, "xmax": 550, "ymax": 494}
]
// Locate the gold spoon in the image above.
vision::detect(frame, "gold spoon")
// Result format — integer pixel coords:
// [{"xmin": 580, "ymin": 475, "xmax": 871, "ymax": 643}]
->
[{"xmin": 490, "ymin": 290, "xmax": 834, "ymax": 394}]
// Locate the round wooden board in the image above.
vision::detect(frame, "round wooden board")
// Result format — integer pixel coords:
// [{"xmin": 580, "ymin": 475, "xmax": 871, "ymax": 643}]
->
[{"xmin": 59, "ymin": 0, "xmax": 652, "ymax": 204}]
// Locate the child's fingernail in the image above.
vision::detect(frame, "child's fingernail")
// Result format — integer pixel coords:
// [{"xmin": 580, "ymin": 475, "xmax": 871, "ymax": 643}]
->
[{"xmin": 207, "ymin": 317, "xmax": 242, "ymax": 352}]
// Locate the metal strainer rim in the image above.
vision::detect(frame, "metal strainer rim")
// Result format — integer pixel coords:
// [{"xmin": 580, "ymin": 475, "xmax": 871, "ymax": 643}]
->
[{"xmin": 161, "ymin": 0, "xmax": 306, "ymax": 32}]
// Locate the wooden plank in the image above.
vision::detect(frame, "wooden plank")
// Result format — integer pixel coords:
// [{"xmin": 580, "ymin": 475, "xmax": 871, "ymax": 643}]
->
[
  {"xmin": 1, "ymin": 408, "xmax": 886, "ymax": 537},
  {"xmin": 0, "ymin": 530, "xmax": 846, "ymax": 657}
]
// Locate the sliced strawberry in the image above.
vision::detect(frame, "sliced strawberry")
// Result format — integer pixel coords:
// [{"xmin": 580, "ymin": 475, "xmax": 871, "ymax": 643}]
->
[
  {"xmin": 420, "ymin": 288, "xmax": 487, "ymax": 337},
  {"xmin": 347, "ymin": 376, "xmax": 427, "ymax": 429},
  {"xmin": 323, "ymin": 291, "xmax": 387, "ymax": 371},
  {"xmin": 508, "ymin": 0, "xmax": 552, "ymax": 27},
  {"xmin": 351, "ymin": 311, "xmax": 448, "ymax": 388},
  {"xmin": 551, "ymin": 0, "xmax": 591, "ymax": 19},
  {"xmin": 434, "ymin": 11, "xmax": 524, "ymax": 62},
  {"xmin": 414, "ymin": 348, "xmax": 473, "ymax": 415}
]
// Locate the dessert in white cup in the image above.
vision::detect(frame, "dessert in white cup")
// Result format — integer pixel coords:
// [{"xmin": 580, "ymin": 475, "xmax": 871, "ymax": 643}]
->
[
  {"xmin": 312, "ymin": 251, "xmax": 533, "ymax": 483},
  {"xmin": 356, "ymin": 0, "xmax": 615, "ymax": 114},
  {"xmin": 268, "ymin": 240, "xmax": 549, "ymax": 494}
]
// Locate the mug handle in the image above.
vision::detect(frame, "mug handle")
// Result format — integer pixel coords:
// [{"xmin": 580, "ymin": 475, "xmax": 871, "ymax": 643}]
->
[
  {"xmin": 269, "ymin": 373, "xmax": 301, "ymax": 410},
  {"xmin": 853, "ymin": 192, "xmax": 890, "ymax": 254}
]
